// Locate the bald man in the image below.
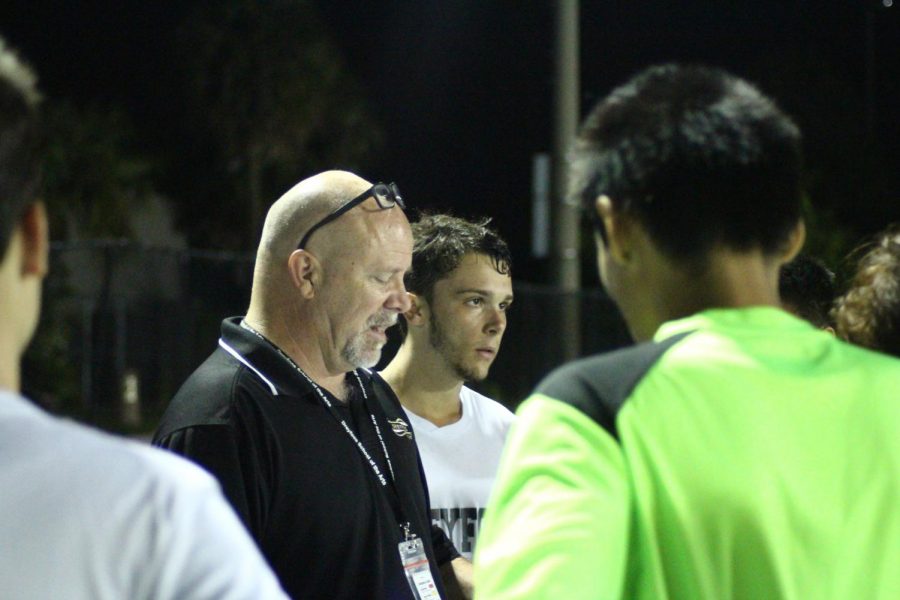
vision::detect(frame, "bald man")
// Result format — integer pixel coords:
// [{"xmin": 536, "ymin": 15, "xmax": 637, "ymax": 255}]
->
[{"xmin": 153, "ymin": 172, "xmax": 457, "ymax": 599}]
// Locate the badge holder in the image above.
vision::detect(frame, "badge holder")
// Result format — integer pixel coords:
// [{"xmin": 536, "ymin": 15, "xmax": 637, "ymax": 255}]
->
[{"xmin": 399, "ymin": 523, "xmax": 441, "ymax": 600}]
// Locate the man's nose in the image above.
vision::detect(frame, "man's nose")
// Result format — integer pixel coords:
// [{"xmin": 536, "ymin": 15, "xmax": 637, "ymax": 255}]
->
[
  {"xmin": 386, "ymin": 285, "xmax": 412, "ymax": 314},
  {"xmin": 484, "ymin": 307, "xmax": 507, "ymax": 336}
]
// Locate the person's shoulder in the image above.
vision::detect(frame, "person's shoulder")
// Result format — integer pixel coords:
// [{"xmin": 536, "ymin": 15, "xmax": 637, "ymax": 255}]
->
[
  {"xmin": 13, "ymin": 405, "xmax": 219, "ymax": 507},
  {"xmin": 460, "ymin": 386, "xmax": 514, "ymax": 424},
  {"xmin": 174, "ymin": 345, "xmax": 244, "ymax": 401},
  {"xmin": 832, "ymin": 336, "xmax": 900, "ymax": 379},
  {"xmin": 535, "ymin": 335, "xmax": 688, "ymax": 437},
  {"xmin": 537, "ymin": 336, "xmax": 686, "ymax": 401},
  {"xmin": 71, "ymin": 416, "xmax": 213, "ymax": 485},
  {"xmin": 155, "ymin": 346, "xmax": 272, "ymax": 440}
]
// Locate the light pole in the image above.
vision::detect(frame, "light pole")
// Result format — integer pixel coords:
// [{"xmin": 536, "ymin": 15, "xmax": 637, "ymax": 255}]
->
[{"xmin": 552, "ymin": 0, "xmax": 581, "ymax": 360}]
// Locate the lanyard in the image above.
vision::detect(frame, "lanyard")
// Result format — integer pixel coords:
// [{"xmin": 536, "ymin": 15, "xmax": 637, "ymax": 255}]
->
[
  {"xmin": 298, "ymin": 365, "xmax": 397, "ymax": 487},
  {"xmin": 239, "ymin": 320, "xmax": 395, "ymax": 485},
  {"xmin": 238, "ymin": 321, "xmax": 413, "ymax": 538}
]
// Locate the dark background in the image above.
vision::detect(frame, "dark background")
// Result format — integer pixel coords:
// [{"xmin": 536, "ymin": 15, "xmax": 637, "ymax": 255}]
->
[
  {"xmin": 4, "ymin": 1, "xmax": 900, "ymax": 423},
  {"xmin": 2, "ymin": 1, "xmax": 898, "ymax": 277}
]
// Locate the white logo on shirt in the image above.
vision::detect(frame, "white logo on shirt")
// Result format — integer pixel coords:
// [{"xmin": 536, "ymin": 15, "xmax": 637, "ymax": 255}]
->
[{"xmin": 387, "ymin": 418, "xmax": 413, "ymax": 439}]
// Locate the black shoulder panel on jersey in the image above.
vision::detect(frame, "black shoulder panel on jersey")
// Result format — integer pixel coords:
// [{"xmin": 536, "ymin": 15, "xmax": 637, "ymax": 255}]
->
[{"xmin": 535, "ymin": 331, "xmax": 691, "ymax": 439}]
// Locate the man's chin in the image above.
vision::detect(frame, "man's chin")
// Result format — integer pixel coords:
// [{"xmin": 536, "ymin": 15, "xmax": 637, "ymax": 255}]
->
[
  {"xmin": 343, "ymin": 342, "xmax": 385, "ymax": 370},
  {"xmin": 455, "ymin": 364, "xmax": 488, "ymax": 384}
]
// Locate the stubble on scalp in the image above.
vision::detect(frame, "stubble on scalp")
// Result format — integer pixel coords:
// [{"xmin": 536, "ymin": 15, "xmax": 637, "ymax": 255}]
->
[{"xmin": 250, "ymin": 171, "xmax": 369, "ymax": 313}]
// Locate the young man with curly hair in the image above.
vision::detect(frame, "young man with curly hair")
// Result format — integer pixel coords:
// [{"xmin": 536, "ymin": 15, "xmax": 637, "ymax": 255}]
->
[
  {"xmin": 833, "ymin": 226, "xmax": 900, "ymax": 357},
  {"xmin": 382, "ymin": 213, "xmax": 514, "ymax": 597}
]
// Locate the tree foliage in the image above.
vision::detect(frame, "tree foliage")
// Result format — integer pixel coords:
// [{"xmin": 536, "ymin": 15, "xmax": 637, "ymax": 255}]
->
[
  {"xmin": 175, "ymin": 0, "xmax": 383, "ymax": 249},
  {"xmin": 40, "ymin": 101, "xmax": 153, "ymax": 240},
  {"xmin": 22, "ymin": 101, "xmax": 154, "ymax": 414}
]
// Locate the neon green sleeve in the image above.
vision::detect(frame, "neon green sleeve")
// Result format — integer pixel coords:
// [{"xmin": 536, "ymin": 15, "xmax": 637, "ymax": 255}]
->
[{"xmin": 474, "ymin": 394, "xmax": 630, "ymax": 599}]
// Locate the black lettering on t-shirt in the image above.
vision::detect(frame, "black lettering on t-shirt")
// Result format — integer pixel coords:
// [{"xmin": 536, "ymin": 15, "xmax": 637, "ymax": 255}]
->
[{"xmin": 431, "ymin": 507, "xmax": 483, "ymax": 555}]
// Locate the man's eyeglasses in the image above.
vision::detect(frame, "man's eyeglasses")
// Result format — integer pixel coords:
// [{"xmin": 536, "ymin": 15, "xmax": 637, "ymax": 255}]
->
[{"xmin": 297, "ymin": 182, "xmax": 405, "ymax": 250}]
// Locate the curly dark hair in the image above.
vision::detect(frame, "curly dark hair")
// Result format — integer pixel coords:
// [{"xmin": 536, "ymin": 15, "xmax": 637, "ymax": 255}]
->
[
  {"xmin": 0, "ymin": 36, "xmax": 42, "ymax": 257},
  {"xmin": 405, "ymin": 212, "xmax": 511, "ymax": 302},
  {"xmin": 779, "ymin": 255, "xmax": 836, "ymax": 328},
  {"xmin": 833, "ymin": 226, "xmax": 900, "ymax": 357},
  {"xmin": 571, "ymin": 64, "xmax": 803, "ymax": 260}
]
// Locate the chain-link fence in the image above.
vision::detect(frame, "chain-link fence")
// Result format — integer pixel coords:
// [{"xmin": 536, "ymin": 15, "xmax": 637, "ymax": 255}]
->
[{"xmin": 23, "ymin": 241, "xmax": 632, "ymax": 432}]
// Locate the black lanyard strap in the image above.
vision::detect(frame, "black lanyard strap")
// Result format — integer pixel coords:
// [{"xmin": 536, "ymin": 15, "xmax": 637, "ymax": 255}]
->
[
  {"xmin": 238, "ymin": 320, "xmax": 412, "ymax": 536},
  {"xmin": 297, "ymin": 366, "xmax": 397, "ymax": 487}
]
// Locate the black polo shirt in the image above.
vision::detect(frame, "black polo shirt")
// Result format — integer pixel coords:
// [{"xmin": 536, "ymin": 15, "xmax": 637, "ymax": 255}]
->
[{"xmin": 153, "ymin": 317, "xmax": 456, "ymax": 599}]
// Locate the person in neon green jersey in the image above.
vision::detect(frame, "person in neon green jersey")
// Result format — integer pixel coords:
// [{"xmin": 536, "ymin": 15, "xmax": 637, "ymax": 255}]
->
[{"xmin": 474, "ymin": 64, "xmax": 900, "ymax": 599}]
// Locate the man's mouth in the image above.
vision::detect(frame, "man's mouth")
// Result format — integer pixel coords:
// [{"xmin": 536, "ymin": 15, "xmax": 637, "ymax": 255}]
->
[{"xmin": 366, "ymin": 315, "xmax": 397, "ymax": 342}]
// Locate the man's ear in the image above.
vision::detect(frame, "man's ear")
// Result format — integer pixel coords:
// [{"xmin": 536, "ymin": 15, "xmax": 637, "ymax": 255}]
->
[
  {"xmin": 20, "ymin": 202, "xmax": 48, "ymax": 278},
  {"xmin": 404, "ymin": 293, "xmax": 428, "ymax": 327},
  {"xmin": 781, "ymin": 219, "xmax": 806, "ymax": 264},
  {"xmin": 287, "ymin": 249, "xmax": 319, "ymax": 299},
  {"xmin": 596, "ymin": 195, "xmax": 633, "ymax": 265}
]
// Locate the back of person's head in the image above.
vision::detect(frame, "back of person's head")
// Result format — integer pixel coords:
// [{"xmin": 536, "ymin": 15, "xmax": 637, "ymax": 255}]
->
[
  {"xmin": 571, "ymin": 63, "xmax": 803, "ymax": 261},
  {"xmin": 779, "ymin": 255, "xmax": 837, "ymax": 329},
  {"xmin": 405, "ymin": 213, "xmax": 511, "ymax": 302},
  {"xmin": 833, "ymin": 226, "xmax": 900, "ymax": 357},
  {"xmin": 0, "ymin": 36, "xmax": 42, "ymax": 258}
]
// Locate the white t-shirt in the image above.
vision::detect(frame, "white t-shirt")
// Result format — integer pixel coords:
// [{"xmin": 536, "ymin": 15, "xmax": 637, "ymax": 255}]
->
[
  {"xmin": 0, "ymin": 391, "xmax": 288, "ymax": 600},
  {"xmin": 403, "ymin": 386, "xmax": 514, "ymax": 560}
]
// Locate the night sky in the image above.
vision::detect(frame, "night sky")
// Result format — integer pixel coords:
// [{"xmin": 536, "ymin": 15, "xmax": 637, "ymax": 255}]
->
[{"xmin": 2, "ymin": 1, "xmax": 899, "ymax": 283}]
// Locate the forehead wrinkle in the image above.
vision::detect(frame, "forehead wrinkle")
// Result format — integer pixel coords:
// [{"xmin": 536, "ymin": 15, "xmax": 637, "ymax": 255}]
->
[
  {"xmin": 307, "ymin": 201, "xmax": 384, "ymax": 262},
  {"xmin": 444, "ymin": 270, "xmax": 514, "ymax": 296},
  {"xmin": 460, "ymin": 290, "xmax": 514, "ymax": 305},
  {"xmin": 452, "ymin": 287, "xmax": 510, "ymax": 297},
  {"xmin": 323, "ymin": 202, "xmax": 411, "ymax": 268}
]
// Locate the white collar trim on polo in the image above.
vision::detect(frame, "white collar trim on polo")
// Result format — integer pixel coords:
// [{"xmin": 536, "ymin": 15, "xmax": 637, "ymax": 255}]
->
[{"xmin": 217, "ymin": 338, "xmax": 279, "ymax": 396}]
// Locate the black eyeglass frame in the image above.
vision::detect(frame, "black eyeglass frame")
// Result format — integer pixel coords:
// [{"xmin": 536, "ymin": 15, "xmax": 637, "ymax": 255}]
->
[{"xmin": 297, "ymin": 182, "xmax": 405, "ymax": 250}]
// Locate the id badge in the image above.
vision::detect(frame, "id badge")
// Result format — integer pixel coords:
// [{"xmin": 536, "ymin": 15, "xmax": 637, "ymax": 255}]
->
[{"xmin": 399, "ymin": 537, "xmax": 441, "ymax": 600}]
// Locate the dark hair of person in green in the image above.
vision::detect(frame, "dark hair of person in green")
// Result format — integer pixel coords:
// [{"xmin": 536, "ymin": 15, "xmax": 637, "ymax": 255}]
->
[
  {"xmin": 779, "ymin": 255, "xmax": 837, "ymax": 329},
  {"xmin": 833, "ymin": 225, "xmax": 900, "ymax": 358},
  {"xmin": 570, "ymin": 63, "xmax": 803, "ymax": 261}
]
